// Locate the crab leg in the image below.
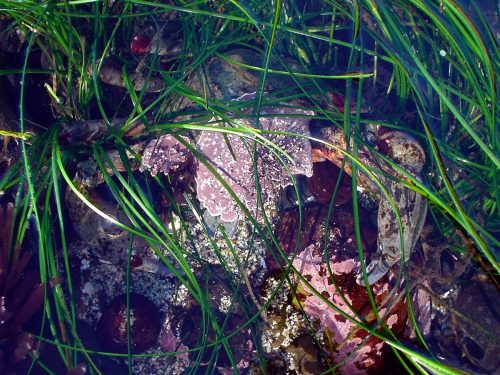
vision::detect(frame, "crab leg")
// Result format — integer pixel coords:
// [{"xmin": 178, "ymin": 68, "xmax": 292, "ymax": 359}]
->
[{"xmin": 360, "ymin": 178, "xmax": 427, "ymax": 285}]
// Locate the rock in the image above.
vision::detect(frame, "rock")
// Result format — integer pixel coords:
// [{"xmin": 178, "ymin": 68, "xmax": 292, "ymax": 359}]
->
[
  {"xmin": 96, "ymin": 293, "xmax": 161, "ymax": 354},
  {"xmin": 450, "ymin": 281, "xmax": 500, "ymax": 373}
]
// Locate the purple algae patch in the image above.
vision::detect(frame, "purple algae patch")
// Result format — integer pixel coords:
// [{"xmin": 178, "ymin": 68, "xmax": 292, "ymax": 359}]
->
[
  {"xmin": 195, "ymin": 102, "xmax": 314, "ymax": 222},
  {"xmin": 141, "ymin": 134, "xmax": 192, "ymax": 177}
]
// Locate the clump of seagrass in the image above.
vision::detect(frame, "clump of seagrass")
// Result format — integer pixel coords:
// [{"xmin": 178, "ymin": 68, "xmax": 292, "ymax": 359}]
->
[{"xmin": 0, "ymin": 203, "xmax": 45, "ymax": 372}]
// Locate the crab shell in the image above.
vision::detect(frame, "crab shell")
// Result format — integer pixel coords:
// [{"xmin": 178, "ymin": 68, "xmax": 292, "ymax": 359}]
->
[{"xmin": 312, "ymin": 126, "xmax": 427, "ymax": 285}]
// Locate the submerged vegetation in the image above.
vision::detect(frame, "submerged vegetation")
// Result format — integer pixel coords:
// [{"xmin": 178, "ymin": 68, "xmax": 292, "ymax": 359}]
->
[{"xmin": 0, "ymin": 0, "xmax": 498, "ymax": 374}]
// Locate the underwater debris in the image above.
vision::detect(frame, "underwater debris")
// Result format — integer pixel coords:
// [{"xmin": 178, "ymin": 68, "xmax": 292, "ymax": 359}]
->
[
  {"xmin": 177, "ymin": 304, "xmax": 253, "ymax": 372},
  {"xmin": 59, "ymin": 117, "xmax": 146, "ymax": 144},
  {"xmin": 99, "ymin": 61, "xmax": 165, "ymax": 93}
]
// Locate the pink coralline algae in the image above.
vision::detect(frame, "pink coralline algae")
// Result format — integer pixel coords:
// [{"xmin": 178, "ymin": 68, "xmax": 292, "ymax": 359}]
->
[
  {"xmin": 273, "ymin": 204, "xmax": 406, "ymax": 374},
  {"xmin": 293, "ymin": 245, "xmax": 394, "ymax": 374},
  {"xmin": 195, "ymin": 102, "xmax": 314, "ymax": 222}
]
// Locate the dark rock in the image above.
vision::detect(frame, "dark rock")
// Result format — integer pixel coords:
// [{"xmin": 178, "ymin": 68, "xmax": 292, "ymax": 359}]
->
[
  {"xmin": 307, "ymin": 161, "xmax": 352, "ymax": 205},
  {"xmin": 451, "ymin": 281, "xmax": 500, "ymax": 373},
  {"xmin": 96, "ymin": 293, "xmax": 161, "ymax": 354}
]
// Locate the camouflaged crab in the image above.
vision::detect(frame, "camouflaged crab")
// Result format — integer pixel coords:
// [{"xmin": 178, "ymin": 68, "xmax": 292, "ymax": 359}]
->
[{"xmin": 311, "ymin": 125, "xmax": 427, "ymax": 285}]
